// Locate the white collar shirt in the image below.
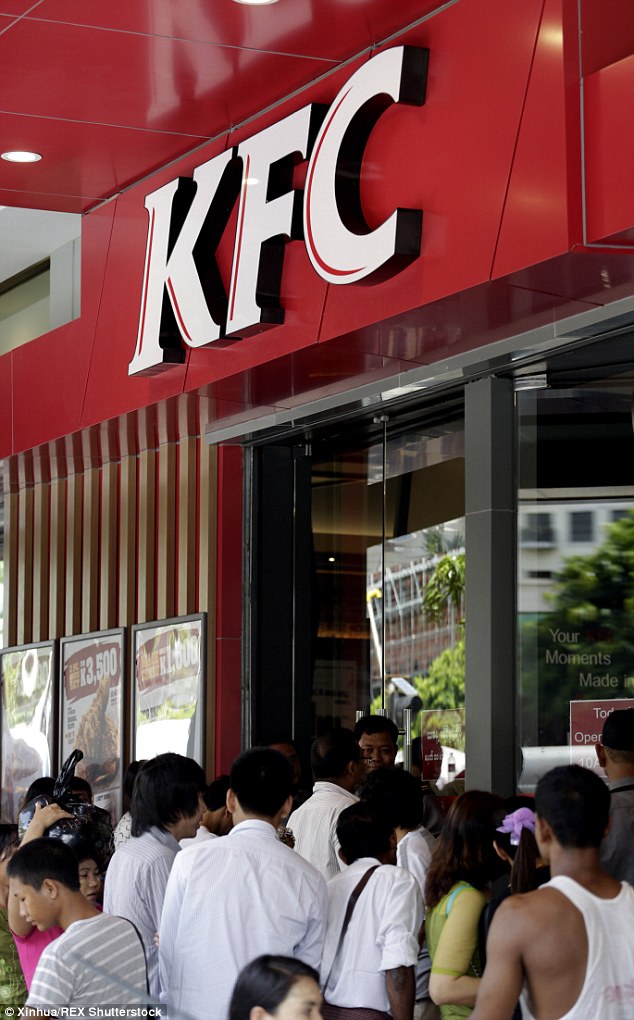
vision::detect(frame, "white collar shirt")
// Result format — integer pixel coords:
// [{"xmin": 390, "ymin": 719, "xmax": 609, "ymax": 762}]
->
[
  {"xmin": 396, "ymin": 826, "xmax": 436, "ymax": 902},
  {"xmin": 288, "ymin": 781, "xmax": 358, "ymax": 880},
  {"xmin": 103, "ymin": 826, "xmax": 180, "ymax": 1000},
  {"xmin": 179, "ymin": 824, "xmax": 217, "ymax": 848},
  {"xmin": 320, "ymin": 857, "xmax": 423, "ymax": 1012},
  {"xmin": 159, "ymin": 818, "xmax": 327, "ymax": 1020}
]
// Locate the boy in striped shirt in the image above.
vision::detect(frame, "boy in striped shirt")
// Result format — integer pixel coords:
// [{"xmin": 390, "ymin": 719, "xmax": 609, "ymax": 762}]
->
[{"xmin": 8, "ymin": 838, "xmax": 148, "ymax": 1009}]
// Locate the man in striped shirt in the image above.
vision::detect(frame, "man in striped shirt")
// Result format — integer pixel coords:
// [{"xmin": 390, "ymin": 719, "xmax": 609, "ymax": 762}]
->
[{"xmin": 8, "ymin": 838, "xmax": 148, "ymax": 1008}]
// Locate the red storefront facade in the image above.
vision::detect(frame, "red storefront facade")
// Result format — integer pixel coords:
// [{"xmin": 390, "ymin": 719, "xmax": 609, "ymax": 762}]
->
[{"xmin": 2, "ymin": 0, "xmax": 634, "ymax": 790}]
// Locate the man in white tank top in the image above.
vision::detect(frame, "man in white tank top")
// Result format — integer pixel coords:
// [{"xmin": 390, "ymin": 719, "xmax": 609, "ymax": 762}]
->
[{"xmin": 471, "ymin": 764, "xmax": 634, "ymax": 1020}]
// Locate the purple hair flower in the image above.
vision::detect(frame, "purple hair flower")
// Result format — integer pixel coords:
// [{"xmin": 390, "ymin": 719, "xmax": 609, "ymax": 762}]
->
[{"xmin": 496, "ymin": 806, "xmax": 536, "ymax": 846}]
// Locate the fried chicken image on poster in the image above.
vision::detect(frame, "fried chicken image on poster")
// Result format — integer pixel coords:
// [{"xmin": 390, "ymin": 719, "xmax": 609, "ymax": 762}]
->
[{"xmin": 62, "ymin": 635, "xmax": 123, "ymax": 818}]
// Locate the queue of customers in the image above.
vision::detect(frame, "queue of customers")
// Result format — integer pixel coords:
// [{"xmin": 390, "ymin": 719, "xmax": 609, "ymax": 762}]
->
[{"xmin": 0, "ymin": 709, "xmax": 632, "ymax": 1020}]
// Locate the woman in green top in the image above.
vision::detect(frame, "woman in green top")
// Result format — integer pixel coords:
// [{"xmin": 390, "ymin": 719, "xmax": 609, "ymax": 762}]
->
[
  {"xmin": 424, "ymin": 791, "xmax": 503, "ymax": 1019},
  {"xmin": 0, "ymin": 823, "xmax": 27, "ymax": 1008}
]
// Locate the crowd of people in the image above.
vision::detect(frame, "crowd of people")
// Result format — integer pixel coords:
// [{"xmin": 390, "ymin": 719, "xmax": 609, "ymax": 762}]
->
[{"xmin": 0, "ymin": 708, "xmax": 632, "ymax": 1020}]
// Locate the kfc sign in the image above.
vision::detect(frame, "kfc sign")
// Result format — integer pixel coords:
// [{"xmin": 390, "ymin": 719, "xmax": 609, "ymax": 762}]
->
[{"xmin": 129, "ymin": 46, "xmax": 428, "ymax": 376}]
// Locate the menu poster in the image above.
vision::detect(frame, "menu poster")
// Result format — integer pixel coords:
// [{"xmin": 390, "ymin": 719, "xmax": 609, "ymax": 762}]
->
[
  {"xmin": 60, "ymin": 629, "xmax": 124, "ymax": 821},
  {"xmin": 420, "ymin": 707, "xmax": 466, "ymax": 789},
  {"xmin": 133, "ymin": 615, "xmax": 205, "ymax": 766},
  {"xmin": 0, "ymin": 642, "xmax": 56, "ymax": 821}
]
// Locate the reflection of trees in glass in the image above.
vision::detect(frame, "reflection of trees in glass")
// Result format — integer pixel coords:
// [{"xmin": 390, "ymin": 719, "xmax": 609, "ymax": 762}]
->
[
  {"xmin": 525, "ymin": 510, "xmax": 634, "ymax": 745},
  {"xmin": 422, "ymin": 552, "xmax": 465, "ymax": 621},
  {"xmin": 373, "ymin": 553, "xmax": 466, "ymax": 729}
]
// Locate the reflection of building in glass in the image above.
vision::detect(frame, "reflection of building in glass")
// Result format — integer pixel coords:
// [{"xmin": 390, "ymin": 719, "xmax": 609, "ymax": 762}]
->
[
  {"xmin": 518, "ymin": 501, "xmax": 634, "ymax": 613},
  {"xmin": 367, "ymin": 520, "xmax": 464, "ymax": 683}
]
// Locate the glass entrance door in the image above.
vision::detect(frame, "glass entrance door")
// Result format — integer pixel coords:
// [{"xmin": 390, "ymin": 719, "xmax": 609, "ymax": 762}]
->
[{"xmin": 309, "ymin": 413, "xmax": 466, "ymax": 783}]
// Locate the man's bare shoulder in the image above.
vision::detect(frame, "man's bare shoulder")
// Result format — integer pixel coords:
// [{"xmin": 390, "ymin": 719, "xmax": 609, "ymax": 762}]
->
[{"xmin": 491, "ymin": 885, "xmax": 577, "ymax": 939}]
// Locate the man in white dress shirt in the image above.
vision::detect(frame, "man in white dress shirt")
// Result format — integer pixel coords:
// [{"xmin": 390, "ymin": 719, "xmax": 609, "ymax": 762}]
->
[
  {"xmin": 159, "ymin": 747, "xmax": 328, "ymax": 1020},
  {"xmin": 287, "ymin": 729, "xmax": 366, "ymax": 880},
  {"xmin": 358, "ymin": 767, "xmax": 438, "ymax": 1020},
  {"xmin": 320, "ymin": 801, "xmax": 423, "ymax": 1020},
  {"xmin": 103, "ymin": 753, "xmax": 206, "ymax": 999}
]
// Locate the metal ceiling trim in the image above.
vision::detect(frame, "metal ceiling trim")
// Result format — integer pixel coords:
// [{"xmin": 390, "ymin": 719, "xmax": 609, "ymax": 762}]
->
[{"xmin": 203, "ymin": 292, "xmax": 634, "ymax": 446}]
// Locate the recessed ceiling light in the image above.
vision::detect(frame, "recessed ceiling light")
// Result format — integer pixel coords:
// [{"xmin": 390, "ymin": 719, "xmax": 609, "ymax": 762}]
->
[
  {"xmin": 232, "ymin": 0, "xmax": 280, "ymax": 5},
  {"xmin": 1, "ymin": 151, "xmax": 42, "ymax": 163}
]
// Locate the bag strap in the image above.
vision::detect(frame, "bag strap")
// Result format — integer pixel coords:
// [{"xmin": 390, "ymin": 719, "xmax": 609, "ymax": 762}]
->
[
  {"xmin": 445, "ymin": 881, "xmax": 471, "ymax": 916},
  {"xmin": 611, "ymin": 783, "xmax": 634, "ymax": 794},
  {"xmin": 324, "ymin": 865, "xmax": 380, "ymax": 988}
]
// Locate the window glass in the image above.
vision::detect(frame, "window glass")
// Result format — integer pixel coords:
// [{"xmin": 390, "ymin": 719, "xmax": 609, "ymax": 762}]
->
[
  {"xmin": 310, "ymin": 416, "xmax": 465, "ymax": 785},
  {"xmin": 517, "ymin": 380, "xmax": 634, "ymax": 791}
]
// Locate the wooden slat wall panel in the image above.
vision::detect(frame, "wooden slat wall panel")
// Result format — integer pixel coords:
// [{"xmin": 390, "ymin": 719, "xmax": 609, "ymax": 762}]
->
[
  {"xmin": 2, "ymin": 428, "xmax": 221, "ymax": 774},
  {"xmin": 49, "ymin": 478, "xmax": 66, "ymax": 639},
  {"xmin": 156, "ymin": 443, "xmax": 176, "ymax": 621},
  {"xmin": 2, "ymin": 471, "xmax": 18, "ymax": 648},
  {"xmin": 16, "ymin": 486, "xmax": 33, "ymax": 645},
  {"xmin": 136, "ymin": 449, "xmax": 156, "ymax": 625},
  {"xmin": 177, "ymin": 437, "xmax": 197, "ymax": 616},
  {"xmin": 118, "ymin": 457, "xmax": 137, "ymax": 627},
  {"xmin": 81, "ymin": 469, "xmax": 100, "ymax": 634},
  {"xmin": 65, "ymin": 474, "xmax": 83, "ymax": 637},
  {"xmin": 99, "ymin": 462, "xmax": 118, "ymax": 630},
  {"xmin": 198, "ymin": 441, "xmax": 217, "ymax": 770},
  {"xmin": 31, "ymin": 482, "xmax": 50, "ymax": 642}
]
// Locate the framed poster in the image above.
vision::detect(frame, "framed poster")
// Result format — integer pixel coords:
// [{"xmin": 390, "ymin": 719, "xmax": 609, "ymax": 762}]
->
[
  {"xmin": 60, "ymin": 629, "xmax": 125, "ymax": 821},
  {"xmin": 132, "ymin": 614, "xmax": 206, "ymax": 765},
  {"xmin": 0, "ymin": 641, "xmax": 56, "ymax": 821}
]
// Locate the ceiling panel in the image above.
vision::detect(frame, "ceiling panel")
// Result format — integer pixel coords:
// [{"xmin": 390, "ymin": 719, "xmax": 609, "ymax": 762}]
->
[
  {"xmin": 23, "ymin": 0, "xmax": 441, "ymax": 56},
  {"xmin": 0, "ymin": 0, "xmax": 449, "ymax": 222}
]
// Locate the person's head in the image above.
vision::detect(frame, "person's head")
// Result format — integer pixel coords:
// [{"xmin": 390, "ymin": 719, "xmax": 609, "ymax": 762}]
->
[
  {"xmin": 229, "ymin": 748, "xmax": 294, "ymax": 823},
  {"xmin": 131, "ymin": 753, "xmax": 206, "ymax": 838},
  {"xmin": 336, "ymin": 802, "xmax": 396, "ymax": 865},
  {"xmin": 310, "ymin": 729, "xmax": 365, "ymax": 791},
  {"xmin": 229, "ymin": 955, "xmax": 321, "ymax": 1020},
  {"xmin": 493, "ymin": 799, "xmax": 540, "ymax": 894},
  {"xmin": 424, "ymin": 790, "xmax": 504, "ymax": 908},
  {"xmin": 7, "ymin": 838, "xmax": 80, "ymax": 930},
  {"xmin": 353, "ymin": 716, "xmax": 399, "ymax": 771},
  {"xmin": 72, "ymin": 837, "xmax": 102, "ymax": 904},
  {"xmin": 596, "ymin": 708, "xmax": 634, "ymax": 777},
  {"xmin": 19, "ymin": 777, "xmax": 55, "ymax": 813},
  {"xmin": 357, "ymin": 766, "xmax": 425, "ymax": 832},
  {"xmin": 534, "ymin": 765, "xmax": 610, "ymax": 856},
  {"xmin": 264, "ymin": 736, "xmax": 302, "ymax": 791},
  {"xmin": 69, "ymin": 777, "xmax": 93, "ymax": 804},
  {"xmin": 121, "ymin": 760, "xmax": 146, "ymax": 815},
  {"xmin": 202, "ymin": 776, "xmax": 233, "ymax": 836},
  {"xmin": 0, "ymin": 823, "xmax": 20, "ymax": 886}
]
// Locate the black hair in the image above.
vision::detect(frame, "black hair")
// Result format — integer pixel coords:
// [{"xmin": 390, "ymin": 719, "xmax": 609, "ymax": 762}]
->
[
  {"xmin": 0, "ymin": 823, "xmax": 19, "ymax": 860},
  {"xmin": 357, "ymin": 766, "xmax": 425, "ymax": 831},
  {"xmin": 493, "ymin": 798, "xmax": 540, "ymax": 895},
  {"xmin": 20, "ymin": 777, "xmax": 55, "ymax": 812},
  {"xmin": 122, "ymin": 761, "xmax": 146, "ymax": 815},
  {"xmin": 70, "ymin": 836, "xmax": 100, "ymax": 867},
  {"xmin": 229, "ymin": 955, "xmax": 319, "ymax": 1020},
  {"xmin": 353, "ymin": 715, "xmax": 399, "ymax": 747},
  {"xmin": 131, "ymin": 753, "xmax": 206, "ymax": 836},
  {"xmin": 230, "ymin": 748, "xmax": 293, "ymax": 818},
  {"xmin": 535, "ymin": 765, "xmax": 610, "ymax": 849},
  {"xmin": 69, "ymin": 777, "xmax": 93, "ymax": 802},
  {"xmin": 204, "ymin": 776, "xmax": 230, "ymax": 811},
  {"xmin": 7, "ymin": 837, "xmax": 80, "ymax": 892},
  {"xmin": 262, "ymin": 734, "xmax": 298, "ymax": 751},
  {"xmin": 311, "ymin": 729, "xmax": 362, "ymax": 781},
  {"xmin": 336, "ymin": 802, "xmax": 393, "ymax": 864}
]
